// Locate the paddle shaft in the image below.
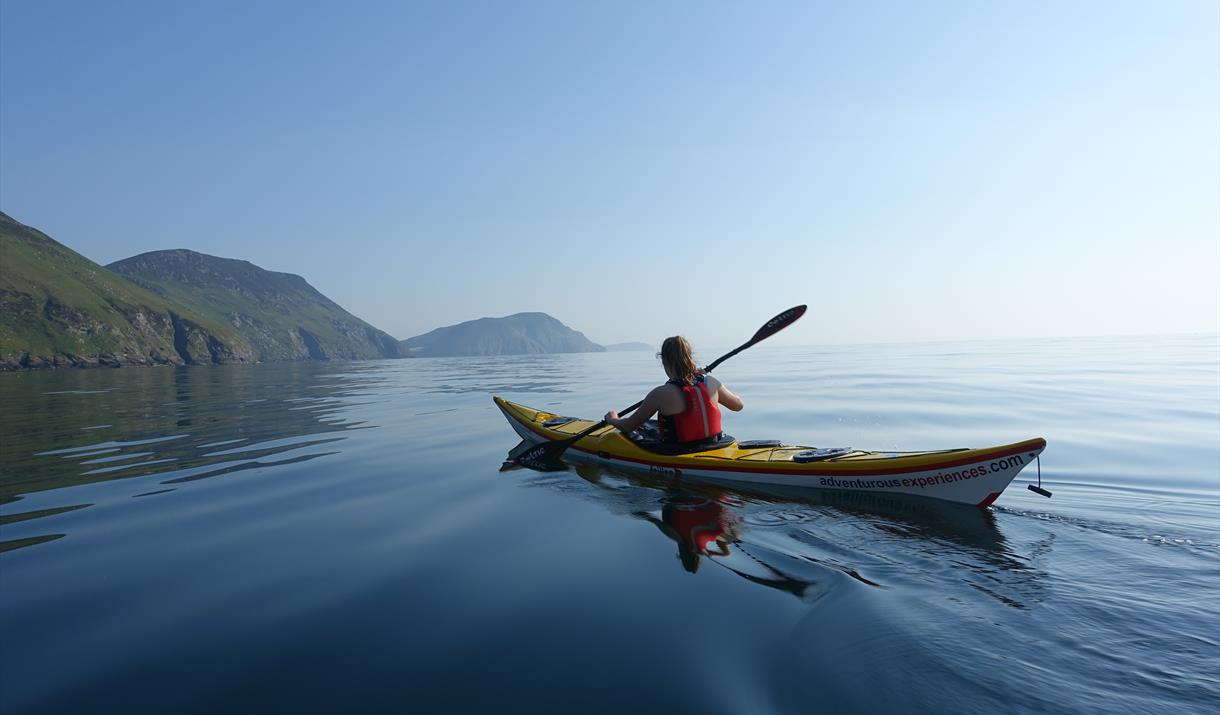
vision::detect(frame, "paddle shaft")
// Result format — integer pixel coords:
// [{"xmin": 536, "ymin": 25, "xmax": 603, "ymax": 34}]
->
[{"xmin": 514, "ymin": 305, "xmax": 806, "ymax": 465}]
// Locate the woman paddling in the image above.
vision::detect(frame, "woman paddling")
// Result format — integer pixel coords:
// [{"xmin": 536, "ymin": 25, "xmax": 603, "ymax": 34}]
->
[{"xmin": 604, "ymin": 336, "xmax": 743, "ymax": 445}]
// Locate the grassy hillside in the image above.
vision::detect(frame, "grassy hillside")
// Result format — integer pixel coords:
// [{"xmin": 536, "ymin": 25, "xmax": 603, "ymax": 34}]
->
[
  {"xmin": 108, "ymin": 250, "xmax": 402, "ymax": 361},
  {"xmin": 0, "ymin": 212, "xmax": 253, "ymax": 369}
]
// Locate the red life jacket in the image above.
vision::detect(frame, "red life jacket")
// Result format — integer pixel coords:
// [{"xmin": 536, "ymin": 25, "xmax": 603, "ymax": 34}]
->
[{"xmin": 659, "ymin": 376, "xmax": 722, "ymax": 443}]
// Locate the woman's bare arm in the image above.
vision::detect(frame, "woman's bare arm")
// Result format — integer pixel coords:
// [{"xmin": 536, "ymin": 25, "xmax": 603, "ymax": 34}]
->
[
  {"xmin": 605, "ymin": 386, "xmax": 667, "ymax": 434},
  {"xmin": 717, "ymin": 383, "xmax": 744, "ymax": 411},
  {"xmin": 703, "ymin": 374, "xmax": 743, "ymax": 412}
]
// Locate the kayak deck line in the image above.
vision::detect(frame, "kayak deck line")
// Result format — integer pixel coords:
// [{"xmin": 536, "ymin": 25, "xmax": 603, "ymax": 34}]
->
[
  {"xmin": 557, "ymin": 439, "xmax": 1043, "ymax": 478},
  {"xmin": 493, "ymin": 396, "xmax": 1047, "ymax": 507}
]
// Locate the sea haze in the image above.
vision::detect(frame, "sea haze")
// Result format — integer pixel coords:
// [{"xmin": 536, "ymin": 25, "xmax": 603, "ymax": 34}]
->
[{"xmin": 0, "ymin": 334, "xmax": 1217, "ymax": 713}]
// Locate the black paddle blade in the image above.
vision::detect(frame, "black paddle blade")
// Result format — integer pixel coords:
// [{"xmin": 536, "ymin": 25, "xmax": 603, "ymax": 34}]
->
[
  {"xmin": 511, "ymin": 439, "xmax": 575, "ymax": 469},
  {"xmin": 749, "ymin": 304, "xmax": 807, "ymax": 344},
  {"xmin": 517, "ymin": 456, "xmax": 569, "ymax": 472},
  {"xmin": 504, "ymin": 439, "xmax": 571, "ymax": 472},
  {"xmin": 704, "ymin": 304, "xmax": 808, "ymax": 373},
  {"xmin": 514, "ymin": 450, "xmax": 570, "ymax": 472}
]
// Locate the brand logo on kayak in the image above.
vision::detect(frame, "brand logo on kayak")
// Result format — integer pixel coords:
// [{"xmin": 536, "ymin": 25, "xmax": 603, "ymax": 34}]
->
[
  {"xmin": 817, "ymin": 454, "xmax": 1027, "ymax": 491},
  {"xmin": 649, "ymin": 465, "xmax": 682, "ymax": 478}
]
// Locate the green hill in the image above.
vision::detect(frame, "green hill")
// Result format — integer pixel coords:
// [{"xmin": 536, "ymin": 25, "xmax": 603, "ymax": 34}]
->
[
  {"xmin": 0, "ymin": 212, "xmax": 254, "ymax": 369},
  {"xmin": 108, "ymin": 250, "xmax": 402, "ymax": 361},
  {"xmin": 402, "ymin": 312, "xmax": 605, "ymax": 357}
]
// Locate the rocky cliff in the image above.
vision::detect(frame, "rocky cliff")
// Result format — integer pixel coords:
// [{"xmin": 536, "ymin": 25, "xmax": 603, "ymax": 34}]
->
[
  {"xmin": 108, "ymin": 249, "xmax": 403, "ymax": 362},
  {"xmin": 0, "ymin": 212, "xmax": 254, "ymax": 370}
]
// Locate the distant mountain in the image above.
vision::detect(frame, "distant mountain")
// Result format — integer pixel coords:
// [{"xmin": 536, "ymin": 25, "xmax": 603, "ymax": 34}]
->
[
  {"xmin": 603, "ymin": 342, "xmax": 653, "ymax": 352},
  {"xmin": 0, "ymin": 212, "xmax": 254, "ymax": 369},
  {"xmin": 108, "ymin": 250, "xmax": 402, "ymax": 362},
  {"xmin": 402, "ymin": 312, "xmax": 605, "ymax": 357}
]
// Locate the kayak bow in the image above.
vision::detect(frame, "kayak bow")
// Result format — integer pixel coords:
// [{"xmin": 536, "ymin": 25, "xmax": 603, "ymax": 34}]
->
[{"xmin": 494, "ymin": 396, "xmax": 1046, "ymax": 508}]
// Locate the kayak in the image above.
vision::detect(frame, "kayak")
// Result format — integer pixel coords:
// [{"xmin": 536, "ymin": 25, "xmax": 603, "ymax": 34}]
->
[{"xmin": 494, "ymin": 396, "xmax": 1047, "ymax": 508}]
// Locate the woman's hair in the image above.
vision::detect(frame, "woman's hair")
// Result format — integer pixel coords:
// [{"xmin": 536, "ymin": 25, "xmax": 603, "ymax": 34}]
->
[{"xmin": 659, "ymin": 336, "xmax": 698, "ymax": 385}]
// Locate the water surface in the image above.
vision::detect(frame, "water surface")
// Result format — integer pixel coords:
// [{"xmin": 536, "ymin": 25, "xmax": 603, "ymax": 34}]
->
[{"xmin": 1, "ymin": 335, "xmax": 1217, "ymax": 713}]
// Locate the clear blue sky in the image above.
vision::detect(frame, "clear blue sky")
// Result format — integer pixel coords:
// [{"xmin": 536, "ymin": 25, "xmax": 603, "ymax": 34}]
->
[{"xmin": 2, "ymin": 1, "xmax": 1217, "ymax": 346}]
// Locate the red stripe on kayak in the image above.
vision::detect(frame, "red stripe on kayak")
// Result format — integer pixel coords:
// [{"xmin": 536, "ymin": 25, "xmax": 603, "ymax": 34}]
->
[{"xmin": 976, "ymin": 492, "xmax": 1002, "ymax": 508}]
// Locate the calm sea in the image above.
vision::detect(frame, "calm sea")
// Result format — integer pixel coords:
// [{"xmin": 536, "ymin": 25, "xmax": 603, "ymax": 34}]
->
[{"xmin": 1, "ymin": 335, "xmax": 1217, "ymax": 713}]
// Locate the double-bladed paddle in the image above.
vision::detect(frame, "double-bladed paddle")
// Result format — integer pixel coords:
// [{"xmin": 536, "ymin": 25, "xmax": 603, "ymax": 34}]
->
[{"xmin": 511, "ymin": 304, "xmax": 807, "ymax": 470}]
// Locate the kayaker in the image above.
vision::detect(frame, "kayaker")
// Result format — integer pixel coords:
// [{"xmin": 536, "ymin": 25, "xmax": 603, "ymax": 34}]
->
[{"xmin": 604, "ymin": 336, "xmax": 743, "ymax": 444}]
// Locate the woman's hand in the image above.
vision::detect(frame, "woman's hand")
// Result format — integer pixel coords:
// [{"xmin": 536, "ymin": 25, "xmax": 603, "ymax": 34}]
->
[{"xmin": 604, "ymin": 410, "xmax": 620, "ymax": 426}]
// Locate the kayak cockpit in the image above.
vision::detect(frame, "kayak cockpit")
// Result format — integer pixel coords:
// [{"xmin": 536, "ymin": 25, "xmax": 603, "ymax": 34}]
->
[{"xmin": 627, "ymin": 420, "xmax": 737, "ymax": 455}]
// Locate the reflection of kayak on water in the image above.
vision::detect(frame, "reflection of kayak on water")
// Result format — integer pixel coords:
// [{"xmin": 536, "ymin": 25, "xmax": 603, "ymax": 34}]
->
[
  {"xmin": 495, "ymin": 396, "xmax": 1047, "ymax": 507},
  {"xmin": 634, "ymin": 491, "xmax": 739, "ymax": 573},
  {"xmin": 634, "ymin": 489, "xmax": 860, "ymax": 600},
  {"xmin": 503, "ymin": 457, "xmax": 1030, "ymax": 602},
  {"xmin": 634, "ymin": 489, "xmax": 876, "ymax": 598}
]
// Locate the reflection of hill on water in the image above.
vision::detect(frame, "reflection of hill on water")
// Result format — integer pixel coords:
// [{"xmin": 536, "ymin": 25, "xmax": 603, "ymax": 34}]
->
[
  {"xmin": 415, "ymin": 354, "xmax": 585, "ymax": 395},
  {"xmin": 507, "ymin": 451, "xmax": 1048, "ymax": 607},
  {"xmin": 0, "ymin": 362, "xmax": 373, "ymax": 509}
]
